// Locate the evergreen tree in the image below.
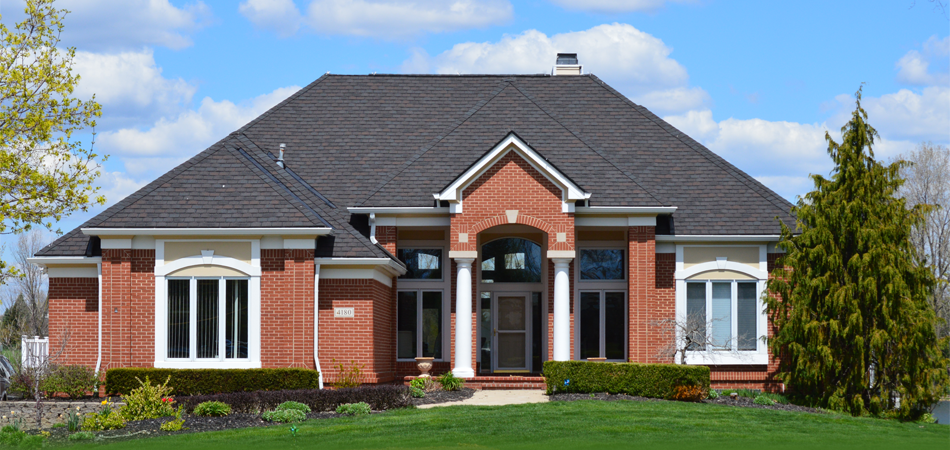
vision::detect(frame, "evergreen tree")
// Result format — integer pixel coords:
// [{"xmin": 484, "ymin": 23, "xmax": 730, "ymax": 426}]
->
[{"xmin": 766, "ymin": 86, "xmax": 949, "ymax": 420}]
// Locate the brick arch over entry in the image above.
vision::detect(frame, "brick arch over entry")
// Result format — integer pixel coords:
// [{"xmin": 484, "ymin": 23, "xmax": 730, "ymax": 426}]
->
[{"xmin": 450, "ymin": 151, "xmax": 575, "ymax": 253}]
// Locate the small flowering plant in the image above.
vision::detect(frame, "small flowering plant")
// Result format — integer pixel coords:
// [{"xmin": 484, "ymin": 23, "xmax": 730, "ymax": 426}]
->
[{"xmin": 120, "ymin": 376, "xmax": 177, "ymax": 421}]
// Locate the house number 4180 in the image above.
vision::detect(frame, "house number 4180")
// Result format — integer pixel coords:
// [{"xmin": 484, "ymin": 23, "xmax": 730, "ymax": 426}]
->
[{"xmin": 334, "ymin": 307, "xmax": 355, "ymax": 318}]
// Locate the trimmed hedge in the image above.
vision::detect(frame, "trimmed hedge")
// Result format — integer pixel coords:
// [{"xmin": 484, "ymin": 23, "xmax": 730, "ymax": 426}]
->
[
  {"xmin": 105, "ymin": 368, "xmax": 320, "ymax": 396},
  {"xmin": 542, "ymin": 361, "xmax": 710, "ymax": 399},
  {"xmin": 177, "ymin": 385, "xmax": 411, "ymax": 414}
]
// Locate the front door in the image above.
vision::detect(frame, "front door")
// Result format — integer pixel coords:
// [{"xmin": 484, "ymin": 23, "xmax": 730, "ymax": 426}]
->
[{"xmin": 493, "ymin": 293, "xmax": 531, "ymax": 372}]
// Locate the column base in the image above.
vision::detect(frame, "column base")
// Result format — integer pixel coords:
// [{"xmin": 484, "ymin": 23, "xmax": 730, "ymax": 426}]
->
[{"xmin": 452, "ymin": 367, "xmax": 475, "ymax": 378}]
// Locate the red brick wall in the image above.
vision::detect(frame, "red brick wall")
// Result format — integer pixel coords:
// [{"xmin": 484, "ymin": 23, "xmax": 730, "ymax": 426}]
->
[
  {"xmin": 653, "ymin": 252, "xmax": 676, "ymax": 364},
  {"xmin": 99, "ymin": 249, "xmax": 155, "ymax": 371},
  {"xmin": 318, "ymin": 278, "xmax": 394, "ymax": 383},
  {"xmin": 451, "ymin": 152, "xmax": 574, "ymax": 252},
  {"xmin": 376, "ymin": 226, "xmax": 396, "ymax": 255},
  {"xmin": 628, "ymin": 226, "xmax": 662, "ymax": 363},
  {"xmin": 48, "ymin": 278, "xmax": 99, "ymax": 367},
  {"xmin": 261, "ymin": 249, "xmax": 315, "ymax": 369}
]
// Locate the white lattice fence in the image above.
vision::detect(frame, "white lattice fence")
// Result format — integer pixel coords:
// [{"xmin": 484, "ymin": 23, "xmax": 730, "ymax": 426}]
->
[{"xmin": 21, "ymin": 335, "xmax": 48, "ymax": 369}]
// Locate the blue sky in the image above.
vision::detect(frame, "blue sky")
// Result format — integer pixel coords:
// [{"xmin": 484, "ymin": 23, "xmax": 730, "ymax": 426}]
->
[{"xmin": 1, "ymin": 0, "xmax": 948, "ymax": 240}]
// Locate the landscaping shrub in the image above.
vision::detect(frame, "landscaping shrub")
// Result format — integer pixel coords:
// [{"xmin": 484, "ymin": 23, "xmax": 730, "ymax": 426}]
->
[
  {"xmin": 410, "ymin": 387, "xmax": 425, "ymax": 398},
  {"xmin": 160, "ymin": 406, "xmax": 185, "ymax": 431},
  {"xmin": 120, "ymin": 376, "xmax": 177, "ymax": 420},
  {"xmin": 0, "ymin": 427, "xmax": 45, "ymax": 449},
  {"xmin": 409, "ymin": 377, "xmax": 436, "ymax": 392},
  {"xmin": 707, "ymin": 389, "xmax": 720, "ymax": 399},
  {"xmin": 437, "ymin": 372, "xmax": 464, "ymax": 391},
  {"xmin": 331, "ymin": 359, "xmax": 364, "ymax": 388},
  {"xmin": 68, "ymin": 431, "xmax": 95, "ymax": 441},
  {"xmin": 193, "ymin": 401, "xmax": 231, "ymax": 417},
  {"xmin": 42, "ymin": 365, "xmax": 96, "ymax": 399},
  {"xmin": 106, "ymin": 368, "xmax": 320, "ymax": 396},
  {"xmin": 754, "ymin": 395, "xmax": 776, "ymax": 406},
  {"xmin": 543, "ymin": 361, "xmax": 710, "ymax": 400},
  {"xmin": 336, "ymin": 402, "xmax": 370, "ymax": 416},
  {"xmin": 262, "ymin": 409, "xmax": 305, "ymax": 423},
  {"xmin": 178, "ymin": 385, "xmax": 411, "ymax": 414},
  {"xmin": 671, "ymin": 384, "xmax": 705, "ymax": 402},
  {"xmin": 276, "ymin": 401, "xmax": 311, "ymax": 414}
]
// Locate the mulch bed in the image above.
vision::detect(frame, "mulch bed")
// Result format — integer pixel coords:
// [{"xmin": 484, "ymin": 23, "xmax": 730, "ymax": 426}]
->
[
  {"xmin": 549, "ymin": 392, "xmax": 823, "ymax": 414},
  {"xmin": 410, "ymin": 388, "xmax": 476, "ymax": 406}
]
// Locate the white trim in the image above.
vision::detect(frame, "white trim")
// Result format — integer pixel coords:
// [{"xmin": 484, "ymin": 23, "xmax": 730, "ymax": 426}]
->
[
  {"xmin": 261, "ymin": 236, "xmax": 282, "ymax": 249},
  {"xmin": 27, "ymin": 256, "xmax": 101, "ymax": 266},
  {"xmin": 83, "ymin": 227, "xmax": 331, "ymax": 236},
  {"xmin": 320, "ymin": 268, "xmax": 394, "ymax": 287},
  {"xmin": 449, "ymin": 250, "xmax": 478, "ymax": 259},
  {"xmin": 156, "ymin": 254, "xmax": 261, "ymax": 277},
  {"xmin": 376, "ymin": 216, "xmax": 451, "ymax": 227},
  {"xmin": 314, "ymin": 265, "xmax": 323, "ymax": 389},
  {"xmin": 47, "ymin": 267, "xmax": 99, "ymax": 278},
  {"xmin": 95, "ymin": 263, "xmax": 102, "ymax": 377},
  {"xmin": 283, "ymin": 238, "xmax": 314, "ymax": 249},
  {"xmin": 574, "ymin": 217, "xmax": 627, "ymax": 227},
  {"xmin": 546, "ymin": 250, "xmax": 576, "ymax": 259},
  {"xmin": 676, "ymin": 261, "xmax": 768, "ymax": 280},
  {"xmin": 656, "ymin": 243, "xmax": 675, "ymax": 254},
  {"xmin": 436, "ymin": 134, "xmax": 589, "ymax": 208},
  {"xmin": 657, "ymin": 235, "xmax": 781, "ymax": 242},
  {"xmin": 132, "ymin": 236, "xmax": 155, "ymax": 249},
  {"xmin": 155, "ymin": 360, "xmax": 263, "ymax": 369},
  {"xmin": 100, "ymin": 238, "xmax": 132, "ymax": 249},
  {"xmin": 347, "ymin": 207, "xmax": 450, "ymax": 215},
  {"xmin": 313, "ymin": 258, "xmax": 406, "ymax": 276},
  {"xmin": 628, "ymin": 216, "xmax": 656, "ymax": 226},
  {"xmin": 574, "ymin": 206, "xmax": 678, "ymax": 214}
]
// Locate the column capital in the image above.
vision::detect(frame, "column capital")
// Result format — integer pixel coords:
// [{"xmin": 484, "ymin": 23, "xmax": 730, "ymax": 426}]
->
[
  {"xmin": 547, "ymin": 250, "xmax": 575, "ymax": 260},
  {"xmin": 449, "ymin": 250, "xmax": 477, "ymax": 260},
  {"xmin": 551, "ymin": 257, "xmax": 573, "ymax": 268}
]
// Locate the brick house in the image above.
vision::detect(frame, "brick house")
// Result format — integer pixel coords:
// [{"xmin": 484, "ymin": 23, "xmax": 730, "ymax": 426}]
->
[{"xmin": 31, "ymin": 56, "xmax": 794, "ymax": 391}]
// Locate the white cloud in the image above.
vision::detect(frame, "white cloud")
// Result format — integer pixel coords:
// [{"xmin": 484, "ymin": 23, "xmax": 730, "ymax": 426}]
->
[
  {"xmin": 238, "ymin": 0, "xmax": 303, "ymax": 38},
  {"xmin": 98, "ymin": 86, "xmax": 301, "ymax": 163},
  {"xmin": 73, "ymin": 50, "xmax": 197, "ymax": 128},
  {"xmin": 895, "ymin": 35, "xmax": 949, "ymax": 86},
  {"xmin": 409, "ymin": 23, "xmax": 707, "ymax": 114},
  {"xmin": 96, "ymin": 170, "xmax": 149, "ymax": 207},
  {"xmin": 826, "ymin": 87, "xmax": 950, "ymax": 143},
  {"xmin": 547, "ymin": 0, "xmax": 691, "ymax": 14},
  {"xmin": 1, "ymin": 0, "xmax": 212, "ymax": 51},
  {"xmin": 238, "ymin": 0, "xmax": 512, "ymax": 39}
]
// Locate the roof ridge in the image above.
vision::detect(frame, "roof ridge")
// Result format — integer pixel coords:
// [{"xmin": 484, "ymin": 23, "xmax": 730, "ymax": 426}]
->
[
  {"xmin": 586, "ymin": 74, "xmax": 795, "ymax": 218},
  {"xmin": 354, "ymin": 79, "xmax": 513, "ymax": 207},
  {"xmin": 509, "ymin": 80, "xmax": 666, "ymax": 207},
  {"xmin": 238, "ymin": 74, "xmax": 330, "ymax": 134}
]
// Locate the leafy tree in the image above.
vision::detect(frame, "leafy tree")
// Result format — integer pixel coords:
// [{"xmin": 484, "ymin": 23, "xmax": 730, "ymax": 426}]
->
[
  {"xmin": 0, "ymin": 0, "xmax": 105, "ymax": 282},
  {"xmin": 766, "ymin": 86, "xmax": 949, "ymax": 420}
]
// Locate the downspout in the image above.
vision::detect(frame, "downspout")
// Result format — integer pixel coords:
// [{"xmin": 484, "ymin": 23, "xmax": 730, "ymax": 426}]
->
[
  {"xmin": 95, "ymin": 262, "xmax": 103, "ymax": 387},
  {"xmin": 369, "ymin": 213, "xmax": 378, "ymax": 245},
  {"xmin": 314, "ymin": 264, "xmax": 323, "ymax": 389}
]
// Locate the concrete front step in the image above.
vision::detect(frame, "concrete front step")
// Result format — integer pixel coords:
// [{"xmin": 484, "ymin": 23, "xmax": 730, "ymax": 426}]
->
[{"xmin": 403, "ymin": 375, "xmax": 547, "ymax": 390}]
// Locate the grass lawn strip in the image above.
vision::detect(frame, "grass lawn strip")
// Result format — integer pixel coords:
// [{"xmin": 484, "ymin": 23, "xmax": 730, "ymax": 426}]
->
[{"xmin": 63, "ymin": 399, "xmax": 944, "ymax": 450}]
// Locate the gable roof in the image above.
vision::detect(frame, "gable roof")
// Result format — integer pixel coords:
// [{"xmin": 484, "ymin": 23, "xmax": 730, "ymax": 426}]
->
[{"xmin": 38, "ymin": 74, "xmax": 795, "ymax": 257}]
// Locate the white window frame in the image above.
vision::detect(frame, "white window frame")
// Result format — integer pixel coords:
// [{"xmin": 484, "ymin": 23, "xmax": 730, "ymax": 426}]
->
[
  {"xmin": 396, "ymin": 238, "xmax": 450, "ymax": 362},
  {"xmin": 154, "ymin": 239, "xmax": 261, "ymax": 369},
  {"xmin": 395, "ymin": 289, "xmax": 445, "ymax": 361},
  {"xmin": 164, "ymin": 276, "xmax": 251, "ymax": 363},
  {"xmin": 674, "ymin": 244, "xmax": 769, "ymax": 365}
]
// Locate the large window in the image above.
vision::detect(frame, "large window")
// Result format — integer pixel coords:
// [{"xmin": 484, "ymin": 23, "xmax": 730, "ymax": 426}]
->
[
  {"xmin": 685, "ymin": 281, "xmax": 758, "ymax": 352},
  {"xmin": 397, "ymin": 291, "xmax": 443, "ymax": 359},
  {"xmin": 397, "ymin": 249, "xmax": 442, "ymax": 280},
  {"xmin": 167, "ymin": 278, "xmax": 248, "ymax": 360},
  {"xmin": 579, "ymin": 249, "xmax": 624, "ymax": 280},
  {"xmin": 481, "ymin": 238, "xmax": 542, "ymax": 283},
  {"xmin": 579, "ymin": 291, "xmax": 626, "ymax": 360}
]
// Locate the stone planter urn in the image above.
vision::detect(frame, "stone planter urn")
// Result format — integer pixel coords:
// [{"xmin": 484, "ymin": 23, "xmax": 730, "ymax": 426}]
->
[
  {"xmin": 587, "ymin": 357, "xmax": 608, "ymax": 362},
  {"xmin": 414, "ymin": 357, "xmax": 435, "ymax": 377}
]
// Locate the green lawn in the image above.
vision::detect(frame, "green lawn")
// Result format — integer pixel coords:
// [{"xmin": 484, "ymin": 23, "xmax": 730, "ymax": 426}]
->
[{"xmin": 70, "ymin": 400, "xmax": 946, "ymax": 450}]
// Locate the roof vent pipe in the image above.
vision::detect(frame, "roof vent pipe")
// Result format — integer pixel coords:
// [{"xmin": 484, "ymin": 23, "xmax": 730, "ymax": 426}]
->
[
  {"xmin": 553, "ymin": 53, "xmax": 582, "ymax": 76},
  {"xmin": 277, "ymin": 143, "xmax": 285, "ymax": 169}
]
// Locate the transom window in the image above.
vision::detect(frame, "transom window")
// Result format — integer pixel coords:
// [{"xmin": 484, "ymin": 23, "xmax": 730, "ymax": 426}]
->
[
  {"xmin": 397, "ymin": 291, "xmax": 443, "ymax": 359},
  {"xmin": 685, "ymin": 281, "xmax": 758, "ymax": 351},
  {"xmin": 579, "ymin": 249, "xmax": 625, "ymax": 280},
  {"xmin": 481, "ymin": 238, "xmax": 542, "ymax": 283},
  {"xmin": 167, "ymin": 277, "xmax": 248, "ymax": 360},
  {"xmin": 397, "ymin": 248, "xmax": 442, "ymax": 280}
]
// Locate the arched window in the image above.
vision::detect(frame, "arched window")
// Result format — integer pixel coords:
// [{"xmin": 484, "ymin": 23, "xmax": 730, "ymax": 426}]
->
[{"xmin": 481, "ymin": 238, "xmax": 542, "ymax": 283}]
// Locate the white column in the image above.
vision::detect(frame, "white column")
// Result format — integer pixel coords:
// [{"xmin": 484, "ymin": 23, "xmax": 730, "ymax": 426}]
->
[
  {"xmin": 453, "ymin": 258, "xmax": 475, "ymax": 378},
  {"xmin": 552, "ymin": 258, "xmax": 572, "ymax": 361}
]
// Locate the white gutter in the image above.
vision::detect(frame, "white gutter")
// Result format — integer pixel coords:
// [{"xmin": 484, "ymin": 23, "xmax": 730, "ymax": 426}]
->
[
  {"xmin": 574, "ymin": 206, "xmax": 678, "ymax": 215},
  {"xmin": 81, "ymin": 228, "xmax": 332, "ymax": 236},
  {"xmin": 27, "ymin": 256, "xmax": 101, "ymax": 266},
  {"xmin": 655, "ymin": 235, "xmax": 782, "ymax": 242},
  {"xmin": 347, "ymin": 207, "xmax": 450, "ymax": 215},
  {"xmin": 313, "ymin": 257, "xmax": 407, "ymax": 276},
  {"xmin": 314, "ymin": 264, "xmax": 323, "ymax": 389},
  {"xmin": 95, "ymin": 262, "xmax": 103, "ymax": 383},
  {"xmin": 368, "ymin": 213, "xmax": 378, "ymax": 245}
]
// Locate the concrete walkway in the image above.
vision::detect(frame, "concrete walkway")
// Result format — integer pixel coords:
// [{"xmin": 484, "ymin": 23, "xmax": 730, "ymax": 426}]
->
[{"xmin": 417, "ymin": 390, "xmax": 548, "ymax": 409}]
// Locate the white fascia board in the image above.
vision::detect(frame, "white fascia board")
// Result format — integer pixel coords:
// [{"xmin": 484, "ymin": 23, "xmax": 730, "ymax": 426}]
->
[
  {"xmin": 347, "ymin": 207, "xmax": 450, "ymax": 216},
  {"xmin": 313, "ymin": 257, "xmax": 407, "ymax": 276},
  {"xmin": 436, "ymin": 134, "xmax": 588, "ymax": 203},
  {"xmin": 27, "ymin": 256, "xmax": 102, "ymax": 267},
  {"xmin": 82, "ymin": 228, "xmax": 332, "ymax": 236},
  {"xmin": 655, "ymin": 235, "xmax": 782, "ymax": 242},
  {"xmin": 574, "ymin": 206, "xmax": 678, "ymax": 215}
]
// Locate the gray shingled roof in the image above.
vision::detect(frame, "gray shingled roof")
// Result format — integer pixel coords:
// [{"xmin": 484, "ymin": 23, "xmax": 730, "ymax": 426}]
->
[{"xmin": 37, "ymin": 74, "xmax": 795, "ymax": 257}]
